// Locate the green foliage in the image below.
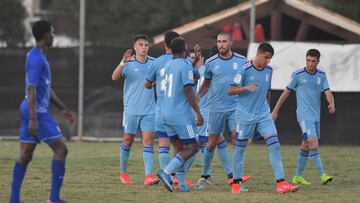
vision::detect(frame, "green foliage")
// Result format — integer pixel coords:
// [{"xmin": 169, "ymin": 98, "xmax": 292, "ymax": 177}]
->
[
  {"xmin": 1, "ymin": 141, "xmax": 360, "ymax": 202},
  {"xmin": 312, "ymin": 0, "xmax": 360, "ymax": 22},
  {"xmin": 0, "ymin": 0, "xmax": 27, "ymax": 46},
  {"xmin": 50, "ymin": 0, "xmax": 246, "ymax": 47}
]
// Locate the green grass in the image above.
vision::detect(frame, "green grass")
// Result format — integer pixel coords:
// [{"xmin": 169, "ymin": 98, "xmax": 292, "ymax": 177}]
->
[{"xmin": 1, "ymin": 141, "xmax": 360, "ymax": 203}]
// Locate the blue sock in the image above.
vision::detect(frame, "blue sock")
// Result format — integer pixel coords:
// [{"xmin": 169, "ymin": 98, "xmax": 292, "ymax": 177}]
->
[
  {"xmin": 266, "ymin": 136, "xmax": 284, "ymax": 180},
  {"xmin": 217, "ymin": 140, "xmax": 232, "ymax": 175},
  {"xmin": 164, "ymin": 154, "xmax": 185, "ymax": 175},
  {"xmin": 183, "ymin": 154, "xmax": 196, "ymax": 175},
  {"xmin": 120, "ymin": 143, "xmax": 131, "ymax": 173},
  {"xmin": 143, "ymin": 144, "xmax": 154, "ymax": 175},
  {"xmin": 232, "ymin": 140, "xmax": 247, "ymax": 180},
  {"xmin": 176, "ymin": 167, "xmax": 186, "ymax": 186},
  {"xmin": 159, "ymin": 146, "xmax": 170, "ymax": 169},
  {"xmin": 309, "ymin": 149, "xmax": 324, "ymax": 176},
  {"xmin": 198, "ymin": 145, "xmax": 205, "ymax": 165},
  {"xmin": 9, "ymin": 162, "xmax": 27, "ymax": 203},
  {"xmin": 49, "ymin": 160, "xmax": 65, "ymax": 201},
  {"xmin": 295, "ymin": 149, "xmax": 309, "ymax": 176},
  {"xmin": 201, "ymin": 146, "xmax": 214, "ymax": 176}
]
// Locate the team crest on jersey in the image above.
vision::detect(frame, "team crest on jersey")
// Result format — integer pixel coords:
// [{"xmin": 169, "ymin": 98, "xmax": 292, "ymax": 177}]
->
[
  {"xmin": 233, "ymin": 74, "xmax": 242, "ymax": 84},
  {"xmin": 265, "ymin": 74, "xmax": 269, "ymax": 82},
  {"xmin": 214, "ymin": 65, "xmax": 220, "ymax": 70},
  {"xmin": 188, "ymin": 70, "xmax": 194, "ymax": 80},
  {"xmin": 249, "ymin": 76, "xmax": 255, "ymax": 80},
  {"xmin": 134, "ymin": 68, "xmax": 139, "ymax": 72},
  {"xmin": 317, "ymin": 77, "xmax": 321, "ymax": 85},
  {"xmin": 233, "ymin": 63, "xmax": 238, "ymax": 70},
  {"xmin": 160, "ymin": 68, "xmax": 165, "ymax": 76},
  {"xmin": 45, "ymin": 79, "xmax": 50, "ymax": 84}
]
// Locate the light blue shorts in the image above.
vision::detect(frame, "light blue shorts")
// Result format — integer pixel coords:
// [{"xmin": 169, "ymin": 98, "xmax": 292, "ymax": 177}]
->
[
  {"xmin": 123, "ymin": 114, "xmax": 155, "ymax": 135},
  {"xmin": 164, "ymin": 123, "xmax": 198, "ymax": 144},
  {"xmin": 208, "ymin": 110, "xmax": 236, "ymax": 135},
  {"xmin": 155, "ymin": 113, "xmax": 168, "ymax": 138},
  {"xmin": 236, "ymin": 116, "xmax": 277, "ymax": 140},
  {"xmin": 19, "ymin": 101, "xmax": 62, "ymax": 144},
  {"xmin": 197, "ymin": 111, "xmax": 208, "ymax": 142},
  {"xmin": 298, "ymin": 120, "xmax": 320, "ymax": 140}
]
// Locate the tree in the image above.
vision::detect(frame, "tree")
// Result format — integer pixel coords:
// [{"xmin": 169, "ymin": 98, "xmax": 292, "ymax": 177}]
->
[
  {"xmin": 0, "ymin": 0, "xmax": 27, "ymax": 47},
  {"xmin": 50, "ymin": 0, "xmax": 245, "ymax": 47}
]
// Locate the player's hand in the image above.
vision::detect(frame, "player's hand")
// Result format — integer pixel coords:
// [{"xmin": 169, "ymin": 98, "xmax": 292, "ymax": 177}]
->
[
  {"xmin": 28, "ymin": 119, "xmax": 38, "ymax": 136},
  {"xmin": 192, "ymin": 44, "xmax": 201, "ymax": 64},
  {"xmin": 61, "ymin": 109, "xmax": 76, "ymax": 125},
  {"xmin": 122, "ymin": 49, "xmax": 133, "ymax": 63},
  {"xmin": 246, "ymin": 83, "xmax": 257, "ymax": 91},
  {"xmin": 195, "ymin": 112, "xmax": 204, "ymax": 126},
  {"xmin": 328, "ymin": 104, "xmax": 335, "ymax": 114},
  {"xmin": 195, "ymin": 56, "xmax": 204, "ymax": 68},
  {"xmin": 271, "ymin": 111, "xmax": 278, "ymax": 120}
]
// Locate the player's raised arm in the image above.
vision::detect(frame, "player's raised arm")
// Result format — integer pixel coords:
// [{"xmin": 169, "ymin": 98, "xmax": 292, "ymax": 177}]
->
[{"xmin": 112, "ymin": 49, "xmax": 132, "ymax": 81}]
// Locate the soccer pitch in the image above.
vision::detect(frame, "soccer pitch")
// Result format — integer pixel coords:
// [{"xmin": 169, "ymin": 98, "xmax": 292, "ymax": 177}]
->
[{"xmin": 1, "ymin": 141, "xmax": 359, "ymax": 203}]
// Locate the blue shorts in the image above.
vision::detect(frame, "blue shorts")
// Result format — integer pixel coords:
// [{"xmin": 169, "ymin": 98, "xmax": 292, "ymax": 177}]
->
[
  {"xmin": 236, "ymin": 116, "xmax": 277, "ymax": 140},
  {"xmin": 208, "ymin": 110, "xmax": 236, "ymax": 135},
  {"xmin": 298, "ymin": 120, "xmax": 320, "ymax": 140},
  {"xmin": 164, "ymin": 123, "xmax": 198, "ymax": 144},
  {"xmin": 155, "ymin": 113, "xmax": 168, "ymax": 138},
  {"xmin": 19, "ymin": 101, "xmax": 62, "ymax": 144},
  {"xmin": 123, "ymin": 114, "xmax": 155, "ymax": 135}
]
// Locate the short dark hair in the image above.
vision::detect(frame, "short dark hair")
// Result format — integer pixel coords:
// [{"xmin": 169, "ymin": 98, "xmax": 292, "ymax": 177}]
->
[
  {"xmin": 164, "ymin": 31, "xmax": 180, "ymax": 48},
  {"xmin": 32, "ymin": 20, "xmax": 52, "ymax": 41},
  {"xmin": 306, "ymin": 49, "xmax": 321, "ymax": 60},
  {"xmin": 133, "ymin": 34, "xmax": 148, "ymax": 43},
  {"xmin": 257, "ymin": 42, "xmax": 274, "ymax": 55},
  {"xmin": 217, "ymin": 32, "xmax": 232, "ymax": 40},
  {"xmin": 170, "ymin": 37, "xmax": 186, "ymax": 55}
]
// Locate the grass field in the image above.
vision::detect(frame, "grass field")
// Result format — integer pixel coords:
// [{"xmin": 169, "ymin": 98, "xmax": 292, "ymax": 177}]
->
[{"xmin": 1, "ymin": 141, "xmax": 360, "ymax": 203}]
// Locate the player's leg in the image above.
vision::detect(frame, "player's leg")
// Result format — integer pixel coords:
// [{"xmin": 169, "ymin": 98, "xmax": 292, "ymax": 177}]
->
[
  {"xmin": 155, "ymin": 113, "xmax": 171, "ymax": 170},
  {"xmin": 198, "ymin": 112, "xmax": 224, "ymax": 185},
  {"xmin": 9, "ymin": 142, "xmax": 36, "ymax": 203},
  {"xmin": 140, "ymin": 114, "xmax": 159, "ymax": 185},
  {"xmin": 119, "ymin": 114, "xmax": 137, "ymax": 184},
  {"xmin": 231, "ymin": 122, "xmax": 254, "ymax": 193},
  {"xmin": 306, "ymin": 121, "xmax": 332, "ymax": 184},
  {"xmin": 258, "ymin": 117, "xmax": 299, "ymax": 193},
  {"xmin": 293, "ymin": 121, "xmax": 311, "ymax": 185}
]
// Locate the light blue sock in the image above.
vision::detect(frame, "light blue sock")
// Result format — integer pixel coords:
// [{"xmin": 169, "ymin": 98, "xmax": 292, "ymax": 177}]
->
[
  {"xmin": 217, "ymin": 140, "xmax": 232, "ymax": 175},
  {"xmin": 266, "ymin": 136, "xmax": 285, "ymax": 180},
  {"xmin": 143, "ymin": 144, "xmax": 154, "ymax": 175},
  {"xmin": 159, "ymin": 146, "xmax": 170, "ymax": 170},
  {"xmin": 232, "ymin": 139, "xmax": 247, "ymax": 180},
  {"xmin": 9, "ymin": 162, "xmax": 27, "ymax": 203},
  {"xmin": 176, "ymin": 167, "xmax": 186, "ymax": 186},
  {"xmin": 120, "ymin": 143, "xmax": 131, "ymax": 173},
  {"xmin": 295, "ymin": 149, "xmax": 309, "ymax": 176},
  {"xmin": 164, "ymin": 154, "xmax": 185, "ymax": 175},
  {"xmin": 49, "ymin": 160, "xmax": 65, "ymax": 202},
  {"xmin": 183, "ymin": 154, "xmax": 196, "ymax": 175},
  {"xmin": 309, "ymin": 149, "xmax": 324, "ymax": 176},
  {"xmin": 198, "ymin": 145, "xmax": 205, "ymax": 165},
  {"xmin": 201, "ymin": 146, "xmax": 214, "ymax": 176}
]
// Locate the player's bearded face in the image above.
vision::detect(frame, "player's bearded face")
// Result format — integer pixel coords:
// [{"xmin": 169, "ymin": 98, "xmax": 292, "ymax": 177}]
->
[
  {"xmin": 134, "ymin": 39, "xmax": 149, "ymax": 56},
  {"xmin": 306, "ymin": 56, "xmax": 319, "ymax": 72},
  {"xmin": 217, "ymin": 35, "xmax": 232, "ymax": 55}
]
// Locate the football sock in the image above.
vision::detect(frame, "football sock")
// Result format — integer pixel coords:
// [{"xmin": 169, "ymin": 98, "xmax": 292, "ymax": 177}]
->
[
  {"xmin": 9, "ymin": 162, "xmax": 27, "ymax": 203},
  {"xmin": 120, "ymin": 143, "xmax": 131, "ymax": 173},
  {"xmin": 295, "ymin": 149, "xmax": 309, "ymax": 176},
  {"xmin": 143, "ymin": 144, "xmax": 154, "ymax": 175},
  {"xmin": 49, "ymin": 160, "xmax": 65, "ymax": 201},
  {"xmin": 217, "ymin": 140, "xmax": 232, "ymax": 175},
  {"xmin": 309, "ymin": 148, "xmax": 324, "ymax": 176}
]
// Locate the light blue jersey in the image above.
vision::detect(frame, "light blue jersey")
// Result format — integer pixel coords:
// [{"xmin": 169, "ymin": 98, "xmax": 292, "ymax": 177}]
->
[
  {"xmin": 146, "ymin": 54, "xmax": 173, "ymax": 115},
  {"xmin": 204, "ymin": 53, "xmax": 247, "ymax": 112},
  {"xmin": 231, "ymin": 61, "xmax": 273, "ymax": 123},
  {"xmin": 161, "ymin": 58, "xmax": 195, "ymax": 125},
  {"xmin": 23, "ymin": 47, "xmax": 51, "ymax": 113},
  {"xmin": 122, "ymin": 57, "xmax": 155, "ymax": 115},
  {"xmin": 286, "ymin": 68, "xmax": 330, "ymax": 122}
]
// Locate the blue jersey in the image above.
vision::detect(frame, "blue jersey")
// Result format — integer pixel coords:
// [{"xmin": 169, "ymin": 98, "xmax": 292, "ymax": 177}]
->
[
  {"xmin": 161, "ymin": 58, "xmax": 195, "ymax": 125},
  {"xmin": 286, "ymin": 68, "xmax": 330, "ymax": 121},
  {"xmin": 197, "ymin": 65, "xmax": 210, "ymax": 113},
  {"xmin": 24, "ymin": 47, "xmax": 51, "ymax": 113},
  {"xmin": 231, "ymin": 61, "xmax": 273, "ymax": 123},
  {"xmin": 122, "ymin": 57, "xmax": 155, "ymax": 115},
  {"xmin": 146, "ymin": 54, "xmax": 173, "ymax": 115},
  {"xmin": 204, "ymin": 53, "xmax": 247, "ymax": 112}
]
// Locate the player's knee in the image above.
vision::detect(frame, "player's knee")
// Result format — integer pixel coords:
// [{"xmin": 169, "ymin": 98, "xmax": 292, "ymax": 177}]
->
[
  {"xmin": 19, "ymin": 152, "xmax": 33, "ymax": 164},
  {"xmin": 307, "ymin": 139, "xmax": 318, "ymax": 149},
  {"xmin": 54, "ymin": 145, "xmax": 68, "ymax": 160}
]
